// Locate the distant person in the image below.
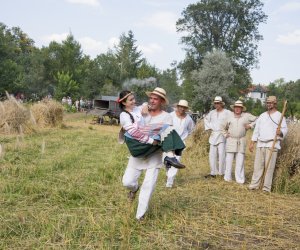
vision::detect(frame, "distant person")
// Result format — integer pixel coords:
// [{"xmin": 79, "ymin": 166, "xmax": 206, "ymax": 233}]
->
[
  {"xmin": 120, "ymin": 88, "xmax": 185, "ymax": 220},
  {"xmin": 75, "ymin": 99, "xmax": 80, "ymax": 111},
  {"xmin": 248, "ymin": 96, "xmax": 288, "ymax": 192},
  {"xmin": 80, "ymin": 98, "xmax": 85, "ymax": 112},
  {"xmin": 165, "ymin": 100, "xmax": 195, "ymax": 188},
  {"xmin": 221, "ymin": 100, "xmax": 256, "ymax": 184},
  {"xmin": 204, "ymin": 96, "xmax": 231, "ymax": 178},
  {"xmin": 62, "ymin": 97, "xmax": 67, "ymax": 105}
]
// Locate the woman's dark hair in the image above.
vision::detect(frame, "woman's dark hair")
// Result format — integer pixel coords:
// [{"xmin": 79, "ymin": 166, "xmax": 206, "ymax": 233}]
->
[{"xmin": 119, "ymin": 90, "xmax": 134, "ymax": 123}]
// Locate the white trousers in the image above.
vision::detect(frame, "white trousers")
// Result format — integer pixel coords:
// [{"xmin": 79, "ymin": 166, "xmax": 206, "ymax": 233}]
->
[
  {"xmin": 209, "ymin": 143, "xmax": 226, "ymax": 175},
  {"xmin": 122, "ymin": 166, "xmax": 159, "ymax": 219},
  {"xmin": 249, "ymin": 147, "xmax": 278, "ymax": 192},
  {"xmin": 224, "ymin": 152, "xmax": 245, "ymax": 183}
]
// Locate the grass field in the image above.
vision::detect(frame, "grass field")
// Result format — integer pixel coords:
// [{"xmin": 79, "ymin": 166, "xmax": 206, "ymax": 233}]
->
[{"xmin": 0, "ymin": 113, "xmax": 299, "ymax": 249}]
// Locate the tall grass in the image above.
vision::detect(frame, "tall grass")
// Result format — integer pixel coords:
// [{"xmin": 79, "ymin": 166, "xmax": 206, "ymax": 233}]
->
[{"xmin": 0, "ymin": 114, "xmax": 299, "ymax": 249}]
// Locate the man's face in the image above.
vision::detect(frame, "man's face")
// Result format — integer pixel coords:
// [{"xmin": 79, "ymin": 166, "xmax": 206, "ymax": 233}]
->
[
  {"xmin": 214, "ymin": 102, "xmax": 223, "ymax": 110},
  {"xmin": 149, "ymin": 94, "xmax": 164, "ymax": 111},
  {"xmin": 266, "ymin": 101, "xmax": 276, "ymax": 111},
  {"xmin": 234, "ymin": 106, "xmax": 242, "ymax": 115},
  {"xmin": 177, "ymin": 105, "xmax": 188, "ymax": 116}
]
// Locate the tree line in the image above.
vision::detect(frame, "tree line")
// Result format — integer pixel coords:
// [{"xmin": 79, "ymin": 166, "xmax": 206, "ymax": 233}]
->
[{"xmin": 0, "ymin": 0, "xmax": 299, "ymax": 118}]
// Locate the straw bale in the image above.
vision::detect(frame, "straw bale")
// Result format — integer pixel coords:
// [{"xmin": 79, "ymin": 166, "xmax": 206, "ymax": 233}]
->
[
  {"xmin": 31, "ymin": 99, "xmax": 64, "ymax": 127},
  {"xmin": 0, "ymin": 98, "xmax": 31, "ymax": 134}
]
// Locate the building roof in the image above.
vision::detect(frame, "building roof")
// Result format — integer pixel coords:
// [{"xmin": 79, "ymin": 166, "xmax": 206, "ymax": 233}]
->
[{"xmin": 247, "ymin": 84, "xmax": 268, "ymax": 93}]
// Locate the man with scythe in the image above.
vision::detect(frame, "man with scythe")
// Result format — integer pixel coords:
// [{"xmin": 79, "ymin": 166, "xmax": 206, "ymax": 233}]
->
[{"xmin": 248, "ymin": 96, "xmax": 288, "ymax": 192}]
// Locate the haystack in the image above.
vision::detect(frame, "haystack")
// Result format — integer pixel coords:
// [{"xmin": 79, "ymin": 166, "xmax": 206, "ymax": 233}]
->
[
  {"xmin": 185, "ymin": 120, "xmax": 210, "ymax": 158},
  {"xmin": 273, "ymin": 123, "xmax": 300, "ymax": 193},
  {"xmin": 31, "ymin": 99, "xmax": 64, "ymax": 127},
  {"xmin": 0, "ymin": 97, "xmax": 32, "ymax": 134}
]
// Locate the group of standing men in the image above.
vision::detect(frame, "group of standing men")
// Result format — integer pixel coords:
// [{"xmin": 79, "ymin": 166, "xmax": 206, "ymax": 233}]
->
[{"xmin": 204, "ymin": 96, "xmax": 288, "ymax": 192}]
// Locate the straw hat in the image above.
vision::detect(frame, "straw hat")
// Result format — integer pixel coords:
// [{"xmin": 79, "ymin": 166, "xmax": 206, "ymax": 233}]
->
[
  {"xmin": 266, "ymin": 96, "xmax": 277, "ymax": 104},
  {"xmin": 213, "ymin": 96, "xmax": 225, "ymax": 105},
  {"xmin": 146, "ymin": 87, "xmax": 169, "ymax": 104},
  {"xmin": 177, "ymin": 100, "xmax": 189, "ymax": 108},
  {"xmin": 230, "ymin": 100, "xmax": 247, "ymax": 112}
]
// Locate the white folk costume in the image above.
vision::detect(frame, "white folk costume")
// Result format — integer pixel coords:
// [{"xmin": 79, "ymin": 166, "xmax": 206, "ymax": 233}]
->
[
  {"xmin": 249, "ymin": 110, "xmax": 288, "ymax": 192},
  {"xmin": 204, "ymin": 108, "xmax": 231, "ymax": 175},
  {"xmin": 122, "ymin": 111, "xmax": 174, "ymax": 219},
  {"xmin": 165, "ymin": 110, "xmax": 195, "ymax": 187},
  {"xmin": 221, "ymin": 112, "xmax": 257, "ymax": 183}
]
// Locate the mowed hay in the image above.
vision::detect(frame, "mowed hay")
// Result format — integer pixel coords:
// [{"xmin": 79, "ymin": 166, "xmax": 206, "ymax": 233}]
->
[
  {"xmin": 0, "ymin": 98, "xmax": 32, "ymax": 134},
  {"xmin": 273, "ymin": 123, "xmax": 300, "ymax": 193},
  {"xmin": 31, "ymin": 99, "xmax": 64, "ymax": 127},
  {"xmin": 185, "ymin": 120, "xmax": 210, "ymax": 158}
]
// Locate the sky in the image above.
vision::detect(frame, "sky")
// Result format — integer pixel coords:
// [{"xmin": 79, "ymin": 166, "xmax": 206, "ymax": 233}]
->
[{"xmin": 1, "ymin": 0, "xmax": 299, "ymax": 85}]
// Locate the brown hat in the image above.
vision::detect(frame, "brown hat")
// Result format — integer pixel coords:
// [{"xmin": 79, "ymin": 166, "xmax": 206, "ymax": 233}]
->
[
  {"xmin": 266, "ymin": 96, "xmax": 277, "ymax": 103},
  {"xmin": 146, "ymin": 87, "xmax": 169, "ymax": 104},
  {"xmin": 230, "ymin": 100, "xmax": 246, "ymax": 112}
]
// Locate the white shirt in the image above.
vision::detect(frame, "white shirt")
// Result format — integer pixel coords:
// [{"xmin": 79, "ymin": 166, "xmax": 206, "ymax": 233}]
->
[
  {"xmin": 170, "ymin": 111, "xmax": 195, "ymax": 141},
  {"xmin": 204, "ymin": 109, "xmax": 231, "ymax": 145},
  {"xmin": 252, "ymin": 111, "xmax": 288, "ymax": 149},
  {"xmin": 127, "ymin": 111, "xmax": 173, "ymax": 170}
]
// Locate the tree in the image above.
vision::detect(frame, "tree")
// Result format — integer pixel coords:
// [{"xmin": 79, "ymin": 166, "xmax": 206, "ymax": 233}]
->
[
  {"xmin": 176, "ymin": 0, "xmax": 267, "ymax": 93},
  {"xmin": 158, "ymin": 68, "xmax": 183, "ymax": 105},
  {"xmin": 177, "ymin": 0, "xmax": 267, "ymax": 70},
  {"xmin": 191, "ymin": 50, "xmax": 235, "ymax": 112},
  {"xmin": 54, "ymin": 71, "xmax": 80, "ymax": 100},
  {"xmin": 115, "ymin": 30, "xmax": 144, "ymax": 83},
  {"xmin": 0, "ymin": 23, "xmax": 35, "ymax": 96},
  {"xmin": 42, "ymin": 34, "xmax": 87, "ymax": 96}
]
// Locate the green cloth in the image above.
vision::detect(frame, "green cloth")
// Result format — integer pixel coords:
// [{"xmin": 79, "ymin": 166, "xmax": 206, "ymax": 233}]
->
[{"xmin": 125, "ymin": 130, "xmax": 185, "ymax": 158}]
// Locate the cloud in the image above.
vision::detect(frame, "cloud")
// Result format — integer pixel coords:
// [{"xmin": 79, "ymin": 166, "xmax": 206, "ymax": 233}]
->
[
  {"xmin": 65, "ymin": 0, "xmax": 100, "ymax": 7},
  {"xmin": 136, "ymin": 11, "xmax": 177, "ymax": 34},
  {"xmin": 42, "ymin": 33, "xmax": 69, "ymax": 43},
  {"xmin": 78, "ymin": 37, "xmax": 106, "ymax": 54},
  {"xmin": 138, "ymin": 43, "xmax": 163, "ymax": 55},
  {"xmin": 273, "ymin": 2, "xmax": 300, "ymax": 14},
  {"xmin": 277, "ymin": 29, "xmax": 300, "ymax": 45},
  {"xmin": 40, "ymin": 33, "xmax": 120, "ymax": 58},
  {"xmin": 108, "ymin": 37, "xmax": 119, "ymax": 48}
]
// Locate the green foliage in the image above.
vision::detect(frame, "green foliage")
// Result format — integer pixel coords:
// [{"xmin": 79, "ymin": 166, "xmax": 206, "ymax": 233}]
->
[
  {"xmin": 177, "ymin": 0, "xmax": 267, "ymax": 71},
  {"xmin": 0, "ymin": 23, "xmax": 35, "ymax": 95},
  {"xmin": 191, "ymin": 50, "xmax": 235, "ymax": 112},
  {"xmin": 268, "ymin": 79, "xmax": 300, "ymax": 119},
  {"xmin": 115, "ymin": 30, "xmax": 144, "ymax": 83},
  {"xmin": 176, "ymin": 0, "xmax": 267, "ymax": 97},
  {"xmin": 244, "ymin": 99, "xmax": 265, "ymax": 116},
  {"xmin": 54, "ymin": 71, "xmax": 80, "ymax": 100},
  {"xmin": 158, "ymin": 68, "xmax": 183, "ymax": 104}
]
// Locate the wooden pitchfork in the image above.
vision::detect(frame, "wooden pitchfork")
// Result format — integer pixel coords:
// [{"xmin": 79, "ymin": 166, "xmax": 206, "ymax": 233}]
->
[{"xmin": 259, "ymin": 100, "xmax": 288, "ymax": 190}]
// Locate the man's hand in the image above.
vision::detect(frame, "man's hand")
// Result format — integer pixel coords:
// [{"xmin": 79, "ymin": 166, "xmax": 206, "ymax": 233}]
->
[
  {"xmin": 244, "ymin": 124, "xmax": 252, "ymax": 130},
  {"xmin": 276, "ymin": 128, "xmax": 283, "ymax": 137},
  {"xmin": 141, "ymin": 103, "xmax": 149, "ymax": 116},
  {"xmin": 249, "ymin": 141, "xmax": 255, "ymax": 152},
  {"xmin": 152, "ymin": 140, "xmax": 159, "ymax": 145},
  {"xmin": 225, "ymin": 133, "xmax": 230, "ymax": 138}
]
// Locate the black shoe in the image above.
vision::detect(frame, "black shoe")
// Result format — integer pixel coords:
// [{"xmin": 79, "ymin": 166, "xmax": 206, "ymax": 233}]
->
[
  {"xmin": 128, "ymin": 186, "xmax": 139, "ymax": 202},
  {"xmin": 164, "ymin": 161, "xmax": 172, "ymax": 169},
  {"xmin": 164, "ymin": 156, "xmax": 185, "ymax": 169},
  {"xmin": 204, "ymin": 174, "xmax": 216, "ymax": 179}
]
